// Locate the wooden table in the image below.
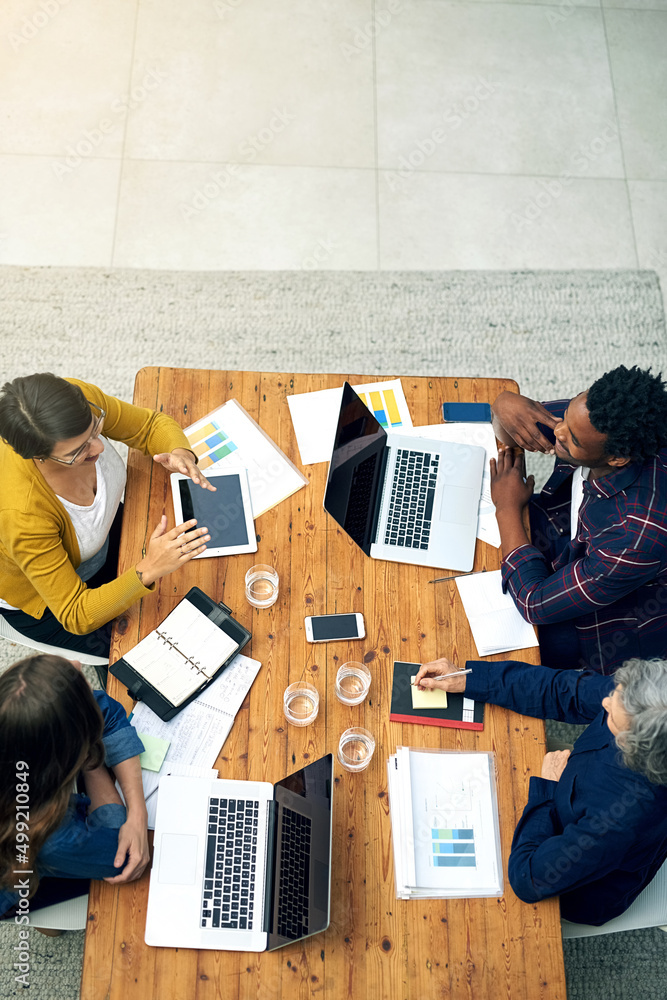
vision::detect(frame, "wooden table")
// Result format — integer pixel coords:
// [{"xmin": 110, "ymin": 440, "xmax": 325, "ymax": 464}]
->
[{"xmin": 81, "ymin": 368, "xmax": 567, "ymax": 1000}]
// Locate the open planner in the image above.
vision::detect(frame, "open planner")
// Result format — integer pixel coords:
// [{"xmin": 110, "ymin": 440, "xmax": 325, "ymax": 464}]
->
[{"xmin": 110, "ymin": 587, "xmax": 251, "ymax": 720}]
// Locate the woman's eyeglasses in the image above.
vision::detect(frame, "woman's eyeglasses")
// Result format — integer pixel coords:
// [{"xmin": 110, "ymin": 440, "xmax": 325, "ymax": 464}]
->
[{"xmin": 47, "ymin": 402, "xmax": 106, "ymax": 466}]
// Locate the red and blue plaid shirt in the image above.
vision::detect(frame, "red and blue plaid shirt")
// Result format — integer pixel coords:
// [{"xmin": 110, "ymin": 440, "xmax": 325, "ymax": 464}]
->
[{"xmin": 501, "ymin": 400, "xmax": 667, "ymax": 673}]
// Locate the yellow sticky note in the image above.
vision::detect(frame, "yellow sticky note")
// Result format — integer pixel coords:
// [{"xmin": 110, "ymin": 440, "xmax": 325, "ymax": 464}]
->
[
  {"xmin": 138, "ymin": 733, "xmax": 170, "ymax": 772},
  {"xmin": 410, "ymin": 676, "xmax": 448, "ymax": 709}
]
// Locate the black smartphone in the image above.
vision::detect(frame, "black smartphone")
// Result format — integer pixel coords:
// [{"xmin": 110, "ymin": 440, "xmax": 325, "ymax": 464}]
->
[{"xmin": 442, "ymin": 401, "xmax": 492, "ymax": 423}]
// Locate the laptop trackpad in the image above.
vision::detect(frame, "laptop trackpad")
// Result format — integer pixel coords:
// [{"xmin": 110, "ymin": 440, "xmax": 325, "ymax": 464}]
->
[
  {"xmin": 439, "ymin": 486, "xmax": 475, "ymax": 525},
  {"xmin": 158, "ymin": 833, "xmax": 198, "ymax": 884}
]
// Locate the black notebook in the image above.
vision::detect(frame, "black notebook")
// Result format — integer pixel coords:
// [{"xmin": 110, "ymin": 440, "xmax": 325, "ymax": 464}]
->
[
  {"xmin": 389, "ymin": 660, "xmax": 484, "ymax": 732},
  {"xmin": 110, "ymin": 587, "xmax": 251, "ymax": 721}
]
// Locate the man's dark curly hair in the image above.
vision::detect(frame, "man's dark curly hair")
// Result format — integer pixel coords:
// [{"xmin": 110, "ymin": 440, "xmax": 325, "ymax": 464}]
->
[{"xmin": 587, "ymin": 365, "xmax": 667, "ymax": 461}]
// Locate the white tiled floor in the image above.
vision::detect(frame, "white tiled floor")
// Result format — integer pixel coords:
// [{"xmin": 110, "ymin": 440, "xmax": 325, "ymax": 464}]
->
[{"xmin": 0, "ymin": 0, "xmax": 665, "ymax": 289}]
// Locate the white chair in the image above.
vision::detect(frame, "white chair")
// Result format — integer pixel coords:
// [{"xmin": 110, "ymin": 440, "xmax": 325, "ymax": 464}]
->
[
  {"xmin": 0, "ymin": 613, "xmax": 108, "ymax": 685},
  {"xmin": 28, "ymin": 892, "xmax": 89, "ymax": 932},
  {"xmin": 561, "ymin": 858, "xmax": 667, "ymax": 938}
]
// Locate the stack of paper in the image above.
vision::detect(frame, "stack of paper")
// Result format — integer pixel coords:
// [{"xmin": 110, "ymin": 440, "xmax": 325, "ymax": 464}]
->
[
  {"xmin": 455, "ymin": 569, "xmax": 539, "ymax": 656},
  {"xmin": 387, "ymin": 747, "xmax": 503, "ymax": 899},
  {"xmin": 127, "ymin": 653, "xmax": 262, "ymax": 828}
]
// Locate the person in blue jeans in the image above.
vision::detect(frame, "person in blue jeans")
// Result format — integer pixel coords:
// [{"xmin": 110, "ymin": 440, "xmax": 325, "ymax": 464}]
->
[
  {"xmin": 414, "ymin": 656, "xmax": 667, "ymax": 926},
  {"xmin": 0, "ymin": 654, "xmax": 147, "ymax": 919}
]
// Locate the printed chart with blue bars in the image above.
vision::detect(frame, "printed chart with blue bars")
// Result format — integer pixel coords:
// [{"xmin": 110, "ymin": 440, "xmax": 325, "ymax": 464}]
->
[
  {"xmin": 356, "ymin": 388, "xmax": 403, "ymax": 429},
  {"xmin": 187, "ymin": 420, "xmax": 238, "ymax": 470},
  {"xmin": 431, "ymin": 827, "xmax": 477, "ymax": 868}
]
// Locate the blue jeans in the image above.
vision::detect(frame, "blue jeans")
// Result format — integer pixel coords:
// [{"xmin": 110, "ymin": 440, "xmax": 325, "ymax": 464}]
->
[{"xmin": 0, "ymin": 801, "xmax": 127, "ymax": 918}]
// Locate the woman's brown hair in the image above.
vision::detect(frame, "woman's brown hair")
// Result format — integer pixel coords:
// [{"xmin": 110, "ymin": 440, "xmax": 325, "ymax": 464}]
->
[
  {"xmin": 0, "ymin": 655, "xmax": 105, "ymax": 896},
  {"xmin": 0, "ymin": 372, "xmax": 91, "ymax": 459}
]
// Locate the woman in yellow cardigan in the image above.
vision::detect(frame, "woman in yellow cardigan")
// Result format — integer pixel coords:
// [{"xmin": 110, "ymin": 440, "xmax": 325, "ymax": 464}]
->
[{"xmin": 0, "ymin": 373, "xmax": 213, "ymax": 657}]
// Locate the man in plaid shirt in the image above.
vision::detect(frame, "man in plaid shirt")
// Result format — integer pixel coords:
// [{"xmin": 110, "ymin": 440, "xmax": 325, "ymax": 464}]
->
[{"xmin": 489, "ymin": 365, "xmax": 667, "ymax": 674}]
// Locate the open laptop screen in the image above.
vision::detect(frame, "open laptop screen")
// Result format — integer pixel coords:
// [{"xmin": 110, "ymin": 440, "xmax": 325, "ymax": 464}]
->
[
  {"xmin": 267, "ymin": 754, "xmax": 333, "ymax": 951},
  {"xmin": 323, "ymin": 383, "xmax": 387, "ymax": 554}
]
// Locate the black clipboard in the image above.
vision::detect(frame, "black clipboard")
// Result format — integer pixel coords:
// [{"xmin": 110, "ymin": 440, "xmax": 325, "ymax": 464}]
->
[{"xmin": 110, "ymin": 587, "xmax": 251, "ymax": 721}]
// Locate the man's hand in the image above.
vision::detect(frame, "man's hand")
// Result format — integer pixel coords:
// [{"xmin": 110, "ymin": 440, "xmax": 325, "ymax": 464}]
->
[
  {"xmin": 490, "ymin": 447, "xmax": 534, "ymax": 514},
  {"xmin": 540, "ymin": 750, "xmax": 571, "ymax": 782},
  {"xmin": 153, "ymin": 448, "xmax": 216, "ymax": 490},
  {"xmin": 104, "ymin": 812, "xmax": 150, "ymax": 884},
  {"xmin": 492, "ymin": 391, "xmax": 559, "ymax": 454},
  {"xmin": 413, "ymin": 657, "xmax": 468, "ymax": 693}
]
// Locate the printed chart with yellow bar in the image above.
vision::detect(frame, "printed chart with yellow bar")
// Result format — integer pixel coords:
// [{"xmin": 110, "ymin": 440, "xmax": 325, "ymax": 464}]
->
[
  {"xmin": 182, "ymin": 399, "xmax": 307, "ymax": 517},
  {"xmin": 356, "ymin": 387, "xmax": 404, "ymax": 429},
  {"xmin": 188, "ymin": 420, "xmax": 238, "ymax": 471}
]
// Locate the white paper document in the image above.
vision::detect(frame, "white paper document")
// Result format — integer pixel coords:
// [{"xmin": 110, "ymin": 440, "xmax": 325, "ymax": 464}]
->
[
  {"xmin": 129, "ymin": 653, "xmax": 262, "ymax": 769},
  {"xmin": 403, "ymin": 421, "xmax": 500, "ymax": 547},
  {"xmin": 388, "ymin": 747, "xmax": 503, "ymax": 899},
  {"xmin": 287, "ymin": 379, "xmax": 413, "ymax": 465},
  {"xmin": 184, "ymin": 398, "xmax": 307, "ymax": 516},
  {"xmin": 455, "ymin": 569, "xmax": 539, "ymax": 656}
]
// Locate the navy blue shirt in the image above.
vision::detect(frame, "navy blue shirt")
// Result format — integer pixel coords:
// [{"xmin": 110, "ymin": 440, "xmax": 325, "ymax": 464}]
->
[{"xmin": 466, "ymin": 660, "xmax": 667, "ymax": 925}]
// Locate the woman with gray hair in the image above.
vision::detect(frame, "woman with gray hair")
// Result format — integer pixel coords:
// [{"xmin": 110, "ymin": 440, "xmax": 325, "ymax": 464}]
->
[{"xmin": 413, "ymin": 655, "xmax": 667, "ymax": 926}]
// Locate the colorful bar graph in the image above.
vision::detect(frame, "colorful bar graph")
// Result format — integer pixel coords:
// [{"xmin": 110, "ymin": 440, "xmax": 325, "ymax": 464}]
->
[
  {"xmin": 186, "ymin": 420, "xmax": 238, "ymax": 471},
  {"xmin": 431, "ymin": 826, "xmax": 477, "ymax": 869},
  {"xmin": 358, "ymin": 388, "xmax": 403, "ymax": 429}
]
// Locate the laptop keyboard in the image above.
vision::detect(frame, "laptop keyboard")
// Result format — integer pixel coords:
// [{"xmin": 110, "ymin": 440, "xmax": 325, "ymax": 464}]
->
[
  {"xmin": 384, "ymin": 450, "xmax": 439, "ymax": 549},
  {"xmin": 344, "ymin": 453, "xmax": 378, "ymax": 545},
  {"xmin": 277, "ymin": 807, "xmax": 312, "ymax": 940},
  {"xmin": 201, "ymin": 797, "xmax": 259, "ymax": 931}
]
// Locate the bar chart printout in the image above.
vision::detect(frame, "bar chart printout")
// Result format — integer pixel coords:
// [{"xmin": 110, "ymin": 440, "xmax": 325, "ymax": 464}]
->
[
  {"xmin": 356, "ymin": 387, "xmax": 404, "ymax": 429},
  {"xmin": 387, "ymin": 747, "xmax": 503, "ymax": 898},
  {"xmin": 183, "ymin": 400, "xmax": 307, "ymax": 517},
  {"xmin": 431, "ymin": 828, "xmax": 476, "ymax": 868},
  {"xmin": 187, "ymin": 420, "xmax": 237, "ymax": 470}
]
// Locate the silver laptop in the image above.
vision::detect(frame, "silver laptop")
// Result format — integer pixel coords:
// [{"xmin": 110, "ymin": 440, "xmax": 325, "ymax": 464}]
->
[
  {"xmin": 324, "ymin": 382, "xmax": 485, "ymax": 572},
  {"xmin": 145, "ymin": 755, "xmax": 333, "ymax": 952}
]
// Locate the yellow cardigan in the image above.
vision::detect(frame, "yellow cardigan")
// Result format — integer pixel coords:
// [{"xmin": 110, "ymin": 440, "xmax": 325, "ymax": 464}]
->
[{"xmin": 0, "ymin": 378, "xmax": 192, "ymax": 634}]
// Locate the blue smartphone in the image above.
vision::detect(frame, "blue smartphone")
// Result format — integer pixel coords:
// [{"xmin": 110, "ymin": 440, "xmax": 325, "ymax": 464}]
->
[{"xmin": 442, "ymin": 401, "xmax": 492, "ymax": 423}]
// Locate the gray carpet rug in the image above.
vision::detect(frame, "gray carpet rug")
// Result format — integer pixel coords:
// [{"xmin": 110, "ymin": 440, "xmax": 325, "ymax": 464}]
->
[{"xmin": 0, "ymin": 266, "xmax": 665, "ymax": 999}]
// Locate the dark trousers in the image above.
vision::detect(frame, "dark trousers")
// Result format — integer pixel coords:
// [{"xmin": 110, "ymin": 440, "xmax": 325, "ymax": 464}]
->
[
  {"xmin": 528, "ymin": 498, "xmax": 582, "ymax": 669},
  {"xmin": 1, "ymin": 503, "xmax": 124, "ymax": 661},
  {"xmin": 1, "ymin": 878, "xmax": 90, "ymax": 920}
]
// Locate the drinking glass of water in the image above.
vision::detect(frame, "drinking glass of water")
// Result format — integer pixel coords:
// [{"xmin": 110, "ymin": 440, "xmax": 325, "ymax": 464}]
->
[
  {"xmin": 337, "ymin": 728, "xmax": 375, "ymax": 772},
  {"xmin": 245, "ymin": 564, "xmax": 279, "ymax": 608},
  {"xmin": 335, "ymin": 661, "xmax": 371, "ymax": 705},
  {"xmin": 283, "ymin": 682, "xmax": 319, "ymax": 727}
]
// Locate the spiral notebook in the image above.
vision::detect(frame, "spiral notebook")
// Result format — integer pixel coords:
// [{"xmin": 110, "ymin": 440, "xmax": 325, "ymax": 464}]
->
[{"xmin": 110, "ymin": 588, "xmax": 251, "ymax": 721}]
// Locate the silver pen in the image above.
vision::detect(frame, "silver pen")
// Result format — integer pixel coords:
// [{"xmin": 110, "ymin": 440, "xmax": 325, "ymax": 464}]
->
[
  {"xmin": 411, "ymin": 668, "xmax": 473, "ymax": 685},
  {"xmin": 428, "ymin": 570, "xmax": 486, "ymax": 584}
]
